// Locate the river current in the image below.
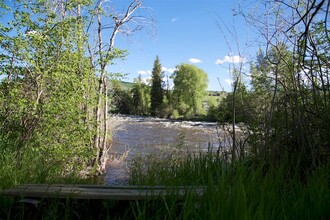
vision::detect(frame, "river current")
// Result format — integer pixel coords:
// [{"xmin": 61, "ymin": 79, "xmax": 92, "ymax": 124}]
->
[{"xmin": 105, "ymin": 115, "xmax": 225, "ymax": 185}]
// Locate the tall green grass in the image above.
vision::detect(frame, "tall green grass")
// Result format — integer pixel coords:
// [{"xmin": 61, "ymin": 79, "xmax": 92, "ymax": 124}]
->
[
  {"xmin": 129, "ymin": 150, "xmax": 330, "ymax": 219},
  {"xmin": 1, "ymin": 145, "xmax": 329, "ymax": 219},
  {"xmin": 0, "ymin": 149, "xmax": 93, "ymax": 191},
  {"xmin": 0, "ymin": 148, "xmax": 98, "ymax": 219}
]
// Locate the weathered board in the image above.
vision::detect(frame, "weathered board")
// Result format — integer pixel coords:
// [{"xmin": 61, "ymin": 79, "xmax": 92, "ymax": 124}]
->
[{"xmin": 2, "ymin": 184, "xmax": 205, "ymax": 200}]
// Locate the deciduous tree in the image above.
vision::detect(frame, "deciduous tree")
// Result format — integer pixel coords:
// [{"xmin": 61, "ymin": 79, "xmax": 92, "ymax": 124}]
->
[
  {"xmin": 172, "ymin": 64, "xmax": 208, "ymax": 117},
  {"xmin": 86, "ymin": 0, "xmax": 149, "ymax": 174},
  {"xmin": 240, "ymin": 0, "xmax": 330, "ymax": 167},
  {"xmin": 0, "ymin": 0, "xmax": 94, "ymax": 173},
  {"xmin": 132, "ymin": 74, "xmax": 150, "ymax": 115},
  {"xmin": 0, "ymin": 0, "xmax": 150, "ymax": 176}
]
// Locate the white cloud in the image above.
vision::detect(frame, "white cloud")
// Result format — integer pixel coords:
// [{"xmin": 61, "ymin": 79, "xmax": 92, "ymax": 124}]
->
[
  {"xmin": 26, "ymin": 30, "xmax": 38, "ymax": 36},
  {"xmin": 188, "ymin": 58, "xmax": 202, "ymax": 63},
  {"xmin": 224, "ymin": 79, "xmax": 233, "ymax": 86},
  {"xmin": 137, "ymin": 70, "xmax": 147, "ymax": 75},
  {"xmin": 162, "ymin": 67, "xmax": 177, "ymax": 74},
  {"xmin": 141, "ymin": 76, "xmax": 152, "ymax": 85},
  {"xmin": 171, "ymin": 17, "xmax": 177, "ymax": 22},
  {"xmin": 215, "ymin": 55, "xmax": 246, "ymax": 65},
  {"xmin": 137, "ymin": 70, "xmax": 152, "ymax": 75},
  {"xmin": 162, "ymin": 77, "xmax": 174, "ymax": 90},
  {"xmin": 138, "ymin": 67, "xmax": 176, "ymax": 78}
]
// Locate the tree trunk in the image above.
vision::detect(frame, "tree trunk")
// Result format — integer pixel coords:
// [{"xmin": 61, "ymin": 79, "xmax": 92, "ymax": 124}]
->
[
  {"xmin": 100, "ymin": 76, "xmax": 109, "ymax": 173},
  {"xmin": 92, "ymin": 0, "xmax": 143, "ymax": 175}
]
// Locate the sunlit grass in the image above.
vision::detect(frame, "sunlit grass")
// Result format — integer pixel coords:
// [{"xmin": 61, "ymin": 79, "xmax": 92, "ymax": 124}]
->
[
  {"xmin": 1, "ymin": 145, "xmax": 329, "ymax": 219},
  {"xmin": 0, "ymin": 148, "xmax": 98, "ymax": 219},
  {"xmin": 128, "ymin": 150, "xmax": 330, "ymax": 219}
]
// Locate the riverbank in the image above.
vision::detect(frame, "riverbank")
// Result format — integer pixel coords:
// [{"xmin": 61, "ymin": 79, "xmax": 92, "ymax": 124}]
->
[
  {"xmin": 2, "ymin": 149, "xmax": 329, "ymax": 219},
  {"xmin": 1, "ymin": 115, "xmax": 329, "ymax": 218}
]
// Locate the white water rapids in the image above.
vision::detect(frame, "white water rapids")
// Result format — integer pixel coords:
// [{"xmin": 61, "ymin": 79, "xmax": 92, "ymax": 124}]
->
[{"xmin": 105, "ymin": 115, "xmax": 230, "ymax": 185}]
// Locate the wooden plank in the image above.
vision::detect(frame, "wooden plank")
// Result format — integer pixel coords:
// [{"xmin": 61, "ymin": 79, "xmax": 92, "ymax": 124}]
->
[{"xmin": 2, "ymin": 184, "xmax": 205, "ymax": 200}]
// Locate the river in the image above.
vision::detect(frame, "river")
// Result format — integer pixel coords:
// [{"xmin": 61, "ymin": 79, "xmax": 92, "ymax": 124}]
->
[{"xmin": 105, "ymin": 115, "xmax": 228, "ymax": 185}]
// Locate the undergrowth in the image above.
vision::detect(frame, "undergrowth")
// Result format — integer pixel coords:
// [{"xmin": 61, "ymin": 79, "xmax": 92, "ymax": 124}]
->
[
  {"xmin": 0, "ymin": 148, "xmax": 98, "ymax": 219},
  {"xmin": 1, "ymin": 146, "xmax": 329, "ymax": 219},
  {"xmin": 128, "ymin": 150, "xmax": 330, "ymax": 219}
]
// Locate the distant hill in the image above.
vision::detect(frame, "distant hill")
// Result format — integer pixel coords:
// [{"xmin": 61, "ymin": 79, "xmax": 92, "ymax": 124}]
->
[
  {"xmin": 110, "ymin": 81, "xmax": 225, "ymax": 97},
  {"xmin": 109, "ymin": 80, "xmax": 135, "ymax": 91},
  {"xmin": 118, "ymin": 81, "xmax": 135, "ymax": 90},
  {"xmin": 207, "ymin": 91, "xmax": 227, "ymax": 97}
]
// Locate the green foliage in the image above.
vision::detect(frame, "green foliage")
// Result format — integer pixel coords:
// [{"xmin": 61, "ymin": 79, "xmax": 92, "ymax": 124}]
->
[
  {"xmin": 216, "ymin": 84, "xmax": 250, "ymax": 124},
  {"xmin": 172, "ymin": 63, "xmax": 208, "ymax": 117},
  {"xmin": 213, "ymin": 34, "xmax": 330, "ymax": 168},
  {"xmin": 129, "ymin": 151, "xmax": 330, "ymax": 219},
  {"xmin": 0, "ymin": 146, "xmax": 100, "ymax": 219},
  {"xmin": 116, "ymin": 81, "xmax": 135, "ymax": 91},
  {"xmin": 132, "ymin": 75, "xmax": 151, "ymax": 115},
  {"xmin": 150, "ymin": 56, "xmax": 164, "ymax": 116},
  {"xmin": 0, "ymin": 0, "xmax": 137, "ymax": 176},
  {"xmin": 0, "ymin": 0, "xmax": 97, "ymax": 176},
  {"xmin": 243, "ymin": 40, "xmax": 330, "ymax": 167},
  {"xmin": 110, "ymin": 82, "xmax": 134, "ymax": 114},
  {"xmin": 159, "ymin": 90, "xmax": 174, "ymax": 118}
]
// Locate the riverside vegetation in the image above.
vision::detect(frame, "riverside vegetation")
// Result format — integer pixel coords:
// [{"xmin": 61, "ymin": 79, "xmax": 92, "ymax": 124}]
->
[{"xmin": 1, "ymin": 0, "xmax": 330, "ymax": 219}]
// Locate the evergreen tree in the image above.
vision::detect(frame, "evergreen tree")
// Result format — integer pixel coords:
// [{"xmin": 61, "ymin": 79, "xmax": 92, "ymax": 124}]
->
[{"xmin": 150, "ymin": 56, "xmax": 164, "ymax": 116}]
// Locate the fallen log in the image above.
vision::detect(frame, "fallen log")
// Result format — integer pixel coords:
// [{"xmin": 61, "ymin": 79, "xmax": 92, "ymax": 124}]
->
[{"xmin": 2, "ymin": 184, "xmax": 205, "ymax": 200}]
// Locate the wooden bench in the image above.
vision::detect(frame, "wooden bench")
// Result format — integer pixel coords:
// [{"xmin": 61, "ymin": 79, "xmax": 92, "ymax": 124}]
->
[{"xmin": 2, "ymin": 184, "xmax": 205, "ymax": 200}]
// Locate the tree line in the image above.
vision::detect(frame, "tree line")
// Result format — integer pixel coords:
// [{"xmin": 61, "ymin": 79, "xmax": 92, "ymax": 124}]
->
[{"xmin": 111, "ymin": 56, "xmax": 210, "ymax": 119}]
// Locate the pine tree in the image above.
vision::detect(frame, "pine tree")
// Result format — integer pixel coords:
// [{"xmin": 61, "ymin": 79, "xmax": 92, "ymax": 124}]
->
[{"xmin": 150, "ymin": 56, "xmax": 164, "ymax": 116}]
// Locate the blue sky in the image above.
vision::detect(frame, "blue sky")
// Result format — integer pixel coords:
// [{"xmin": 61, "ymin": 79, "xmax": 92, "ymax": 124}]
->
[
  {"xmin": 112, "ymin": 0, "xmax": 259, "ymax": 91},
  {"xmin": 0, "ymin": 0, "xmax": 260, "ymax": 91}
]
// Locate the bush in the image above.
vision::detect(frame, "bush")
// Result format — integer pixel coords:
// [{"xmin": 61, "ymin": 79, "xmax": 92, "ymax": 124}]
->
[{"xmin": 171, "ymin": 109, "xmax": 181, "ymax": 119}]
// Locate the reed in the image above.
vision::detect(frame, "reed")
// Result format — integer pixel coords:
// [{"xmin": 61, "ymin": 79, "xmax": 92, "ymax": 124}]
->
[
  {"xmin": 0, "ymin": 147, "xmax": 97, "ymax": 219},
  {"xmin": 1, "ymin": 146, "xmax": 329, "ymax": 219},
  {"xmin": 129, "ymin": 150, "xmax": 330, "ymax": 219}
]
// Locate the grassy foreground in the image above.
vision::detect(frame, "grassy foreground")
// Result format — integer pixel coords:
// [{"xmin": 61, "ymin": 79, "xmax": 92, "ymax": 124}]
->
[
  {"xmin": 129, "ymin": 150, "xmax": 330, "ymax": 219},
  {"xmin": 1, "ymin": 147, "xmax": 329, "ymax": 219},
  {"xmin": 0, "ymin": 148, "xmax": 99, "ymax": 219}
]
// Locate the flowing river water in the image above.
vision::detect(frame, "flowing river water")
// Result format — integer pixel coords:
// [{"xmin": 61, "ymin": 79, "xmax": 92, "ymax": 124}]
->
[{"xmin": 105, "ymin": 115, "xmax": 228, "ymax": 185}]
